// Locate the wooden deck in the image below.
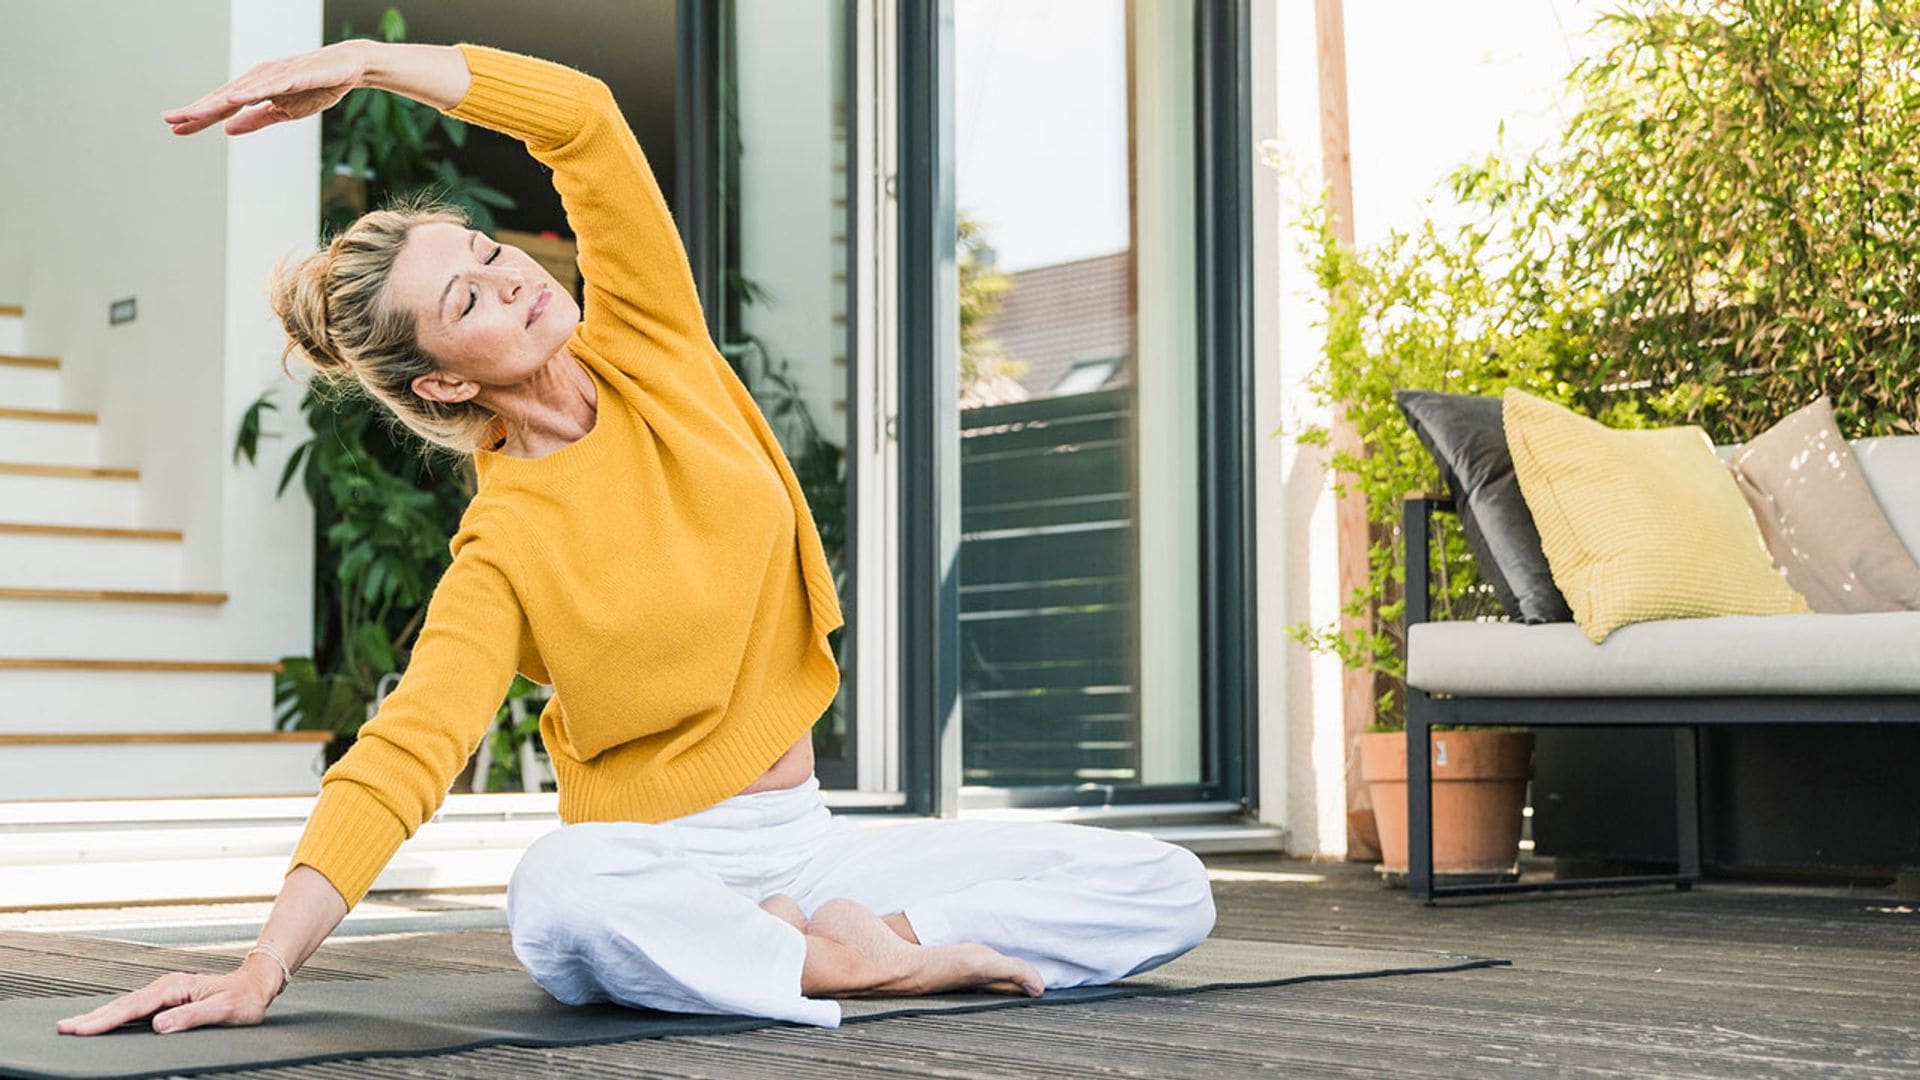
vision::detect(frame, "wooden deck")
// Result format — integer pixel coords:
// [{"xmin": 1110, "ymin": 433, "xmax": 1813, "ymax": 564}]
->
[{"xmin": 7, "ymin": 855, "xmax": 1918, "ymax": 1077}]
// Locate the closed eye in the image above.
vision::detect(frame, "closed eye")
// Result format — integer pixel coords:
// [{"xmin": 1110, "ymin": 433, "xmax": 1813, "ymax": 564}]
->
[{"xmin": 461, "ymin": 246, "xmax": 505, "ymax": 318}]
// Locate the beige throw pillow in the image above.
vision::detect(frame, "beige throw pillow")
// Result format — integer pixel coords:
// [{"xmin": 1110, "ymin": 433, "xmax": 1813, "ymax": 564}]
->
[{"xmin": 1728, "ymin": 396, "xmax": 1920, "ymax": 613}]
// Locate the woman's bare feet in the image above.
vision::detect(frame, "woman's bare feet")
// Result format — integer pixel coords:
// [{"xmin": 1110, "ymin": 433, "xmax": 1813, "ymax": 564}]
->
[
  {"xmin": 802, "ymin": 898, "xmax": 1043, "ymax": 998},
  {"xmin": 759, "ymin": 894, "xmax": 809, "ymax": 933}
]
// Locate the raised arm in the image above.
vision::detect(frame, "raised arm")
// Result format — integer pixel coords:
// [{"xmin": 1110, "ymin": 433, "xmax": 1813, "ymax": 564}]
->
[
  {"xmin": 56, "ymin": 515, "xmax": 530, "ymax": 1037},
  {"xmin": 435, "ymin": 43, "xmax": 712, "ymax": 356},
  {"xmin": 165, "ymin": 39, "xmax": 711, "ymax": 366}
]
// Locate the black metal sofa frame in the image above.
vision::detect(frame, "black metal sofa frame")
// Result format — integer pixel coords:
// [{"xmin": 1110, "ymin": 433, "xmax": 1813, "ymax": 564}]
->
[{"xmin": 1402, "ymin": 494, "xmax": 1920, "ymax": 903}]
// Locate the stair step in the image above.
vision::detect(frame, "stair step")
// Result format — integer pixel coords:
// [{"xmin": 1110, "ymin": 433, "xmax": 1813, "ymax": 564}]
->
[
  {"xmin": 0, "ymin": 730, "xmax": 324, "ymax": 737},
  {"xmin": 0, "ymin": 597, "xmax": 234, "ymax": 657},
  {"xmin": 0, "ymin": 528, "xmax": 184, "ymax": 590},
  {"xmin": 0, "ymin": 405, "xmax": 93, "ymax": 423},
  {"xmin": 0, "ymin": 587, "xmax": 225, "ymax": 604},
  {"xmin": 0, "ymin": 315, "xmax": 21, "ymax": 355},
  {"xmin": 0, "ymin": 794, "xmax": 560, "ymax": 907},
  {"xmin": 0, "ymin": 361, "xmax": 59, "ymax": 410},
  {"xmin": 0, "ymin": 411, "xmax": 99, "ymax": 467},
  {"xmin": 0, "ymin": 522, "xmax": 181, "ymax": 541},
  {"xmin": 0, "ymin": 305, "xmax": 22, "ymax": 318},
  {"xmin": 0, "ymin": 734, "xmax": 330, "ymax": 801},
  {"xmin": 0, "ymin": 464, "xmax": 141, "ymax": 529},
  {"xmin": 0, "ymin": 661, "xmax": 278, "ymax": 735},
  {"xmin": 0, "ymin": 461, "xmax": 138, "ymax": 479},
  {"xmin": 0, "ymin": 658, "xmax": 277, "ymax": 672}
]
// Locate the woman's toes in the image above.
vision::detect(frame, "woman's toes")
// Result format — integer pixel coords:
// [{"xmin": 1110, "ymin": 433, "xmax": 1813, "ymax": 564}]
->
[
  {"xmin": 759, "ymin": 893, "xmax": 809, "ymax": 933},
  {"xmin": 958, "ymin": 944, "xmax": 1044, "ymax": 997}
]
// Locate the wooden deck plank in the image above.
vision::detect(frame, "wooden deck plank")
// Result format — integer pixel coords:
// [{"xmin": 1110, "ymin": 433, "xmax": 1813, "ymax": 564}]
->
[{"xmin": 5, "ymin": 858, "xmax": 1916, "ymax": 1078}]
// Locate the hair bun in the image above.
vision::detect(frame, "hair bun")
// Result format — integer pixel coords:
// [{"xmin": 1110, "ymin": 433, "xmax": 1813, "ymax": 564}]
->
[{"xmin": 268, "ymin": 249, "xmax": 353, "ymax": 377}]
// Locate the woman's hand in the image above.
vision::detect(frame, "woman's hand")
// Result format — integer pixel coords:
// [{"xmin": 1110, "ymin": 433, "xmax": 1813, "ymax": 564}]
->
[
  {"xmin": 163, "ymin": 40, "xmax": 371, "ymax": 137},
  {"xmin": 54, "ymin": 956, "xmax": 284, "ymax": 1036}
]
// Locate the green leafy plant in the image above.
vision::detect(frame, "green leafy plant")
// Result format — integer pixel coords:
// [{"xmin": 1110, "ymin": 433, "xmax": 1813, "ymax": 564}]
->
[
  {"xmin": 235, "ymin": 6, "xmax": 526, "ymax": 744},
  {"xmin": 237, "ymin": 382, "xmax": 473, "ymax": 738},
  {"xmin": 321, "ymin": 7, "xmax": 514, "ymax": 233},
  {"xmin": 482, "ymin": 675, "xmax": 550, "ymax": 792},
  {"xmin": 1278, "ymin": 0, "xmax": 1920, "ymax": 729}
]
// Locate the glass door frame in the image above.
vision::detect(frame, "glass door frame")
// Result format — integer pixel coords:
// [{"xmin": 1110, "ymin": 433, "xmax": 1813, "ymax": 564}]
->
[{"xmin": 677, "ymin": 0, "xmax": 1257, "ymax": 818}]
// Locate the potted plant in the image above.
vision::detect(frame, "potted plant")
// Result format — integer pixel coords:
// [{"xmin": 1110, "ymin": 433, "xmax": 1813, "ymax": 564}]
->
[{"xmin": 1277, "ymin": 193, "xmax": 1559, "ymax": 882}]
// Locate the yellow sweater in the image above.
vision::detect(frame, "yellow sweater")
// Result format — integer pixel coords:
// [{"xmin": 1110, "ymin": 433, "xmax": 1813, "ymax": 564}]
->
[{"xmin": 287, "ymin": 44, "xmax": 846, "ymax": 909}]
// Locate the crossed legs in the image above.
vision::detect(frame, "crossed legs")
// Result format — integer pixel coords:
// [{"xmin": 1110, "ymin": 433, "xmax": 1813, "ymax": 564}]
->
[{"xmin": 758, "ymin": 894, "xmax": 1044, "ymax": 997}]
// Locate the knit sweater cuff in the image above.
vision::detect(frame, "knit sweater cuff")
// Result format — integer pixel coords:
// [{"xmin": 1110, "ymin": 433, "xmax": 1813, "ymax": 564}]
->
[
  {"xmin": 287, "ymin": 781, "xmax": 411, "ymax": 911},
  {"xmin": 445, "ymin": 43, "xmax": 594, "ymax": 150}
]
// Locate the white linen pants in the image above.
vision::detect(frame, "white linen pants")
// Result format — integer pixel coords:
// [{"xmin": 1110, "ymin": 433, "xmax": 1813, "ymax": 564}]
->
[{"xmin": 505, "ymin": 775, "xmax": 1216, "ymax": 1028}]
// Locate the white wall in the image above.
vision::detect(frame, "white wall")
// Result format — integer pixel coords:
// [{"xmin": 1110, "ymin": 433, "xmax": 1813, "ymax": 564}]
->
[
  {"xmin": 220, "ymin": 2, "xmax": 325, "ymax": 656},
  {"xmin": 1252, "ymin": 0, "xmax": 1349, "ymax": 856},
  {"xmin": 1253, "ymin": 0, "xmax": 1602, "ymax": 856},
  {"xmin": 0, "ymin": 0, "xmax": 316, "ymax": 663}
]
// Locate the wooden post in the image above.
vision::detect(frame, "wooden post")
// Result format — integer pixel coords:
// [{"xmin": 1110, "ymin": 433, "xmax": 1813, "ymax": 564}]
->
[{"xmin": 1314, "ymin": 0, "xmax": 1382, "ymax": 862}]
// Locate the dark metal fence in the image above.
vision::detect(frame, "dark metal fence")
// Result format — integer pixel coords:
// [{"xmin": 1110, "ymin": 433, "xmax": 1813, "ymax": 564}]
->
[{"xmin": 958, "ymin": 387, "xmax": 1140, "ymax": 787}]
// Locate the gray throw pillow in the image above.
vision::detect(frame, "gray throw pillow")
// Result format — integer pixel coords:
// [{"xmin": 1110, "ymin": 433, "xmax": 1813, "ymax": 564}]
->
[
  {"xmin": 1728, "ymin": 396, "xmax": 1920, "ymax": 613},
  {"xmin": 1394, "ymin": 389, "xmax": 1573, "ymax": 624}
]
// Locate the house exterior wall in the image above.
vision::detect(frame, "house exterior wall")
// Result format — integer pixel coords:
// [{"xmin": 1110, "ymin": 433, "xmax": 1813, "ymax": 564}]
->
[{"xmin": 1252, "ymin": 0, "xmax": 1598, "ymax": 857}]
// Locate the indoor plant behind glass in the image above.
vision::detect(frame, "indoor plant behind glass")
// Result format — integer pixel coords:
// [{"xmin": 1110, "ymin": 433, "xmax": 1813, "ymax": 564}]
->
[{"xmin": 233, "ymin": 7, "xmax": 524, "ymax": 766}]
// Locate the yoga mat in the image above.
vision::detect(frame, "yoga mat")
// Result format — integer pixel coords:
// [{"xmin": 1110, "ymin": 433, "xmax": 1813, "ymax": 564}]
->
[{"xmin": 0, "ymin": 939, "xmax": 1506, "ymax": 1080}]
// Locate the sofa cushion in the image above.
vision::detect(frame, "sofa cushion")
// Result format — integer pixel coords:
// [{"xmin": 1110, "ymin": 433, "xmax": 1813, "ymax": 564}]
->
[
  {"xmin": 1728, "ymin": 397, "xmax": 1920, "ymax": 613},
  {"xmin": 1854, "ymin": 436, "xmax": 1920, "ymax": 558},
  {"xmin": 1395, "ymin": 390, "xmax": 1572, "ymax": 624},
  {"xmin": 1503, "ymin": 389, "xmax": 1808, "ymax": 643},
  {"xmin": 1407, "ymin": 612, "xmax": 1920, "ymax": 696}
]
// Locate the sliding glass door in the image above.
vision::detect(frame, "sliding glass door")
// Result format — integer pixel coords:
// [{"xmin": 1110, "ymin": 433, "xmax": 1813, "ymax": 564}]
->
[{"xmin": 692, "ymin": 0, "xmax": 1252, "ymax": 813}]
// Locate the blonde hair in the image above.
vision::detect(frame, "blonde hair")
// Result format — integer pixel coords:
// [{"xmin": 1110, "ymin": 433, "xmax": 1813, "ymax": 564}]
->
[{"xmin": 268, "ymin": 194, "xmax": 505, "ymax": 459}]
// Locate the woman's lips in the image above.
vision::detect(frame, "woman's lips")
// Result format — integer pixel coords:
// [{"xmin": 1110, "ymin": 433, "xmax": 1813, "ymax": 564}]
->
[{"xmin": 526, "ymin": 285, "xmax": 549, "ymax": 328}]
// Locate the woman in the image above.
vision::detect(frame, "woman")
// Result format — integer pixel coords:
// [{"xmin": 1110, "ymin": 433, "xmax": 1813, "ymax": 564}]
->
[{"xmin": 55, "ymin": 38, "xmax": 1214, "ymax": 1037}]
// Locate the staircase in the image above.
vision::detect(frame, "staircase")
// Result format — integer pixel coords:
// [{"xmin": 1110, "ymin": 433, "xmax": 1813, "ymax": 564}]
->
[{"xmin": 0, "ymin": 303, "xmax": 329, "ymax": 803}]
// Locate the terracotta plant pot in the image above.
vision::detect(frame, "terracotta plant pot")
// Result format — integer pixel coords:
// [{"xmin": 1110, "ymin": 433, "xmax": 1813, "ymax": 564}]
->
[{"xmin": 1360, "ymin": 729, "xmax": 1534, "ymax": 877}]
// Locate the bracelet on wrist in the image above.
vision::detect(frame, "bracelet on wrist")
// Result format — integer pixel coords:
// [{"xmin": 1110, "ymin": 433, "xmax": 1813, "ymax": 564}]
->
[{"xmin": 246, "ymin": 943, "xmax": 293, "ymax": 997}]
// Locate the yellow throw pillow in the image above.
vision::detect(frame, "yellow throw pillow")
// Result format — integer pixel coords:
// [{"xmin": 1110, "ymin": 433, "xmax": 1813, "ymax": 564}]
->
[{"xmin": 1502, "ymin": 389, "xmax": 1808, "ymax": 643}]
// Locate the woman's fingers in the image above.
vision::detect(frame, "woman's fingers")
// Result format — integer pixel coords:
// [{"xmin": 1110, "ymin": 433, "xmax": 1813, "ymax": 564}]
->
[
  {"xmin": 54, "ymin": 973, "xmax": 198, "ymax": 1036},
  {"xmin": 222, "ymin": 101, "xmax": 294, "ymax": 137},
  {"xmin": 162, "ymin": 45, "xmax": 362, "ymax": 138},
  {"xmin": 150, "ymin": 989, "xmax": 267, "ymax": 1034}
]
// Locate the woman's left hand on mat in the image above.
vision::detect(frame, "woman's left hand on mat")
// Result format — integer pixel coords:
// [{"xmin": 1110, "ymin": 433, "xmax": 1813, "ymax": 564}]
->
[{"xmin": 54, "ymin": 965, "xmax": 280, "ymax": 1036}]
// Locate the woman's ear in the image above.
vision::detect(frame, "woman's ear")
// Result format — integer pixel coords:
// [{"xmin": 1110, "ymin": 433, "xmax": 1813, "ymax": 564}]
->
[{"xmin": 411, "ymin": 371, "xmax": 479, "ymax": 404}]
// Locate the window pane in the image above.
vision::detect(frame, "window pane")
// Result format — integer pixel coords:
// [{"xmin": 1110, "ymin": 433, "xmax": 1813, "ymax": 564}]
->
[
  {"xmin": 718, "ymin": 0, "xmax": 857, "ymax": 786},
  {"xmin": 955, "ymin": 0, "xmax": 1203, "ymax": 789}
]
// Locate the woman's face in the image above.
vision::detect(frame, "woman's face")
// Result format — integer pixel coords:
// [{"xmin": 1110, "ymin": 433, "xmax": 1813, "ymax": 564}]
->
[{"xmin": 386, "ymin": 221, "xmax": 582, "ymax": 404}]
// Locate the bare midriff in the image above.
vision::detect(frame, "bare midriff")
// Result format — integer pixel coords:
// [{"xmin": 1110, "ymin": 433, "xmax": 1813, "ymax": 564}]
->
[{"xmin": 736, "ymin": 731, "xmax": 815, "ymax": 795}]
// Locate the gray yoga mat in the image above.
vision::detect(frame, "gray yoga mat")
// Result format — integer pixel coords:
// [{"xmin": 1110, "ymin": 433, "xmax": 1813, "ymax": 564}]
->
[{"xmin": 0, "ymin": 939, "xmax": 1506, "ymax": 1080}]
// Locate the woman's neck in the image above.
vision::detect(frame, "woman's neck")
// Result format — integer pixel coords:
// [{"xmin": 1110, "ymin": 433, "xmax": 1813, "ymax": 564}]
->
[{"xmin": 490, "ymin": 348, "xmax": 598, "ymax": 459}]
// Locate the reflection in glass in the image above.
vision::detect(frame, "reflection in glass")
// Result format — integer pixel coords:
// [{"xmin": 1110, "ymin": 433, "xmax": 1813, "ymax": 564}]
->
[{"xmin": 956, "ymin": 0, "xmax": 1201, "ymax": 789}]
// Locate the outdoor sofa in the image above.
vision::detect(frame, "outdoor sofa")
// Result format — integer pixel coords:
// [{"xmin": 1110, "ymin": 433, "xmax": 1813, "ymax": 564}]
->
[{"xmin": 1401, "ymin": 433, "xmax": 1920, "ymax": 902}]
